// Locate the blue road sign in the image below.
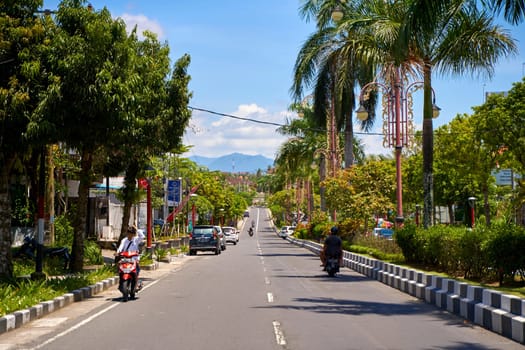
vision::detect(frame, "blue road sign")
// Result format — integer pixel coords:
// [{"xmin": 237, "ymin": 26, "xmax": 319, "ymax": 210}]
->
[{"xmin": 167, "ymin": 179, "xmax": 182, "ymax": 206}]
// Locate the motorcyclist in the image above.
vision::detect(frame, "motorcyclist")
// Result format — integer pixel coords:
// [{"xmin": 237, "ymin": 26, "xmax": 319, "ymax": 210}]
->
[
  {"xmin": 320, "ymin": 226, "xmax": 343, "ymax": 268},
  {"xmin": 117, "ymin": 225, "xmax": 144, "ymax": 289}
]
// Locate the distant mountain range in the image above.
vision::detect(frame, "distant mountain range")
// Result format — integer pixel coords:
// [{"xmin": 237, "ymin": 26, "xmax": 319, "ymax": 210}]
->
[{"xmin": 189, "ymin": 153, "xmax": 274, "ymax": 173}]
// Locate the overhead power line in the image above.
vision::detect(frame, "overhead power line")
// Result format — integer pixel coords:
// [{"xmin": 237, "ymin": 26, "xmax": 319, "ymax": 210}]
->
[{"xmin": 188, "ymin": 105, "xmax": 385, "ymax": 136}]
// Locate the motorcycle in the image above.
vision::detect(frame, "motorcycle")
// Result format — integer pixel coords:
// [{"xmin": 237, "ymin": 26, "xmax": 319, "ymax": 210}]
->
[
  {"xmin": 15, "ymin": 236, "xmax": 70, "ymax": 270},
  {"xmin": 324, "ymin": 255, "xmax": 340, "ymax": 277},
  {"xmin": 248, "ymin": 227, "xmax": 254, "ymax": 236},
  {"xmin": 117, "ymin": 251, "xmax": 140, "ymax": 301}
]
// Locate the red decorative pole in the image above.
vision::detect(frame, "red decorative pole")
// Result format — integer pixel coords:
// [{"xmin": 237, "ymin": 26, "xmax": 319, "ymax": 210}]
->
[
  {"xmin": 393, "ymin": 68, "xmax": 404, "ymax": 226},
  {"xmin": 468, "ymin": 197, "xmax": 476, "ymax": 228},
  {"xmin": 191, "ymin": 203, "xmax": 196, "ymax": 227},
  {"xmin": 146, "ymin": 179, "xmax": 152, "ymax": 249}
]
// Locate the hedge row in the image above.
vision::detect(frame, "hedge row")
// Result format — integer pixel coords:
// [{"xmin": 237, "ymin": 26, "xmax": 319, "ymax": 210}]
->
[{"xmin": 395, "ymin": 223, "xmax": 525, "ymax": 285}]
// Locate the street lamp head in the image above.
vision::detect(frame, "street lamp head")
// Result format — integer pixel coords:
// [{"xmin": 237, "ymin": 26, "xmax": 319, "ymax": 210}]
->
[
  {"xmin": 331, "ymin": 5, "xmax": 344, "ymax": 22},
  {"xmin": 432, "ymin": 103, "xmax": 441, "ymax": 118},
  {"xmin": 356, "ymin": 105, "xmax": 369, "ymax": 121}
]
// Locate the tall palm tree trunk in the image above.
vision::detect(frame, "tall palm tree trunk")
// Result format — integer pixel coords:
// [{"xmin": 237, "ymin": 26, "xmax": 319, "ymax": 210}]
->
[
  {"xmin": 422, "ymin": 61, "xmax": 434, "ymax": 228},
  {"xmin": 319, "ymin": 154, "xmax": 327, "ymax": 212},
  {"xmin": 344, "ymin": 113, "xmax": 354, "ymax": 168}
]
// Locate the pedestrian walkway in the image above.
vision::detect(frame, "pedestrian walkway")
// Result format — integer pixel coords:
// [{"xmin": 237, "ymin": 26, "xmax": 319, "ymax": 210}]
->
[{"xmin": 0, "ymin": 249, "xmax": 189, "ymax": 336}]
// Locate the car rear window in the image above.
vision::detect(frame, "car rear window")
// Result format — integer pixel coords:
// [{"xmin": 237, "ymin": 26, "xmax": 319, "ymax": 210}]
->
[
  {"xmin": 193, "ymin": 228, "xmax": 213, "ymax": 236},
  {"xmin": 223, "ymin": 227, "xmax": 234, "ymax": 233}
]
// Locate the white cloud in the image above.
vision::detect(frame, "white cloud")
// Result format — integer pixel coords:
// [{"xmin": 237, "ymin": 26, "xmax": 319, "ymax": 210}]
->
[
  {"xmin": 184, "ymin": 104, "xmax": 289, "ymax": 159},
  {"xmin": 119, "ymin": 13, "xmax": 164, "ymax": 40}
]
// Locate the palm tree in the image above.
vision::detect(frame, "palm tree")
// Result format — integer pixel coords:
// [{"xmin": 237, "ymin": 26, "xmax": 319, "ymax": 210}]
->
[
  {"xmin": 481, "ymin": 0, "xmax": 525, "ymax": 24},
  {"xmin": 323, "ymin": 0, "xmax": 515, "ymax": 227},
  {"xmin": 276, "ymin": 103, "xmax": 325, "ymax": 214},
  {"xmin": 297, "ymin": 0, "xmax": 515, "ymax": 227},
  {"xmin": 397, "ymin": 0, "xmax": 517, "ymax": 227},
  {"xmin": 294, "ymin": 1, "xmax": 377, "ymax": 171}
]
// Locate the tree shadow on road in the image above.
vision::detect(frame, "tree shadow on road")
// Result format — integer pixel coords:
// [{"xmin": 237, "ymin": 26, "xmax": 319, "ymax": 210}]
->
[{"xmin": 255, "ymin": 296, "xmax": 478, "ymax": 330}]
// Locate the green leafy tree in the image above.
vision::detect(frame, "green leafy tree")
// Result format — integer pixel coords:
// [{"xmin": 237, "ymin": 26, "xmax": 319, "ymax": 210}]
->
[
  {"xmin": 324, "ymin": 158, "xmax": 395, "ymax": 231},
  {"xmin": 472, "ymin": 80, "xmax": 525, "ymax": 219},
  {"xmin": 433, "ymin": 114, "xmax": 496, "ymax": 225},
  {"xmin": 41, "ymin": 0, "xmax": 137, "ymax": 272},
  {"xmin": 0, "ymin": 0, "xmax": 55, "ymax": 278},
  {"xmin": 109, "ymin": 30, "xmax": 192, "ymax": 242}
]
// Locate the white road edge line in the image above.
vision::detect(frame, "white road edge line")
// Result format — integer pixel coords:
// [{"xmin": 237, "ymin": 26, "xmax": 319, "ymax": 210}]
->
[
  {"xmin": 272, "ymin": 321, "xmax": 287, "ymax": 346},
  {"xmin": 32, "ymin": 278, "xmax": 163, "ymax": 349}
]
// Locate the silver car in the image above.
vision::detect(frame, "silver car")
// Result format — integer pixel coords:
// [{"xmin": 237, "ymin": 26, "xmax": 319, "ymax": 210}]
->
[
  {"xmin": 279, "ymin": 226, "xmax": 295, "ymax": 238},
  {"xmin": 214, "ymin": 226, "xmax": 227, "ymax": 251},
  {"xmin": 222, "ymin": 226, "xmax": 239, "ymax": 245}
]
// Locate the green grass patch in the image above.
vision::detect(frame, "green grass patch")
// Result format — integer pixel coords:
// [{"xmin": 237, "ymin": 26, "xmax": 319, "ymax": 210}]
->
[{"xmin": 0, "ymin": 265, "xmax": 115, "ymax": 317}]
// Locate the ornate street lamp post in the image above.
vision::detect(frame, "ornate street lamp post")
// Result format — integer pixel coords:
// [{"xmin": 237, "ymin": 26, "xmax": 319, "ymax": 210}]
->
[{"xmin": 356, "ymin": 69, "xmax": 440, "ymax": 225}]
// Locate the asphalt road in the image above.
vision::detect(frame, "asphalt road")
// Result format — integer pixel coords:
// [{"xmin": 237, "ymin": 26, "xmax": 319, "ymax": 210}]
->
[{"xmin": 1, "ymin": 207, "xmax": 524, "ymax": 349}]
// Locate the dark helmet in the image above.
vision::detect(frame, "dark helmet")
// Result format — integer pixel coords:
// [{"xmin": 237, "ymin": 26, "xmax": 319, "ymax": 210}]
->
[
  {"xmin": 330, "ymin": 226, "xmax": 339, "ymax": 235},
  {"xmin": 127, "ymin": 225, "xmax": 137, "ymax": 235}
]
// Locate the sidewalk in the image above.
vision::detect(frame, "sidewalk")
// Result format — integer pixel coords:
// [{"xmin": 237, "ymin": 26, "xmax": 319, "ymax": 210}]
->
[{"xmin": 0, "ymin": 249, "xmax": 188, "ymax": 336}]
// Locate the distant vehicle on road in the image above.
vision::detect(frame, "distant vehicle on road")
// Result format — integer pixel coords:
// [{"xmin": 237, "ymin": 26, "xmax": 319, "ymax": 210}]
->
[
  {"xmin": 222, "ymin": 226, "xmax": 239, "ymax": 245},
  {"xmin": 278, "ymin": 226, "xmax": 295, "ymax": 238},
  {"xmin": 189, "ymin": 225, "xmax": 221, "ymax": 255},
  {"xmin": 243, "ymin": 210, "xmax": 250, "ymax": 218}
]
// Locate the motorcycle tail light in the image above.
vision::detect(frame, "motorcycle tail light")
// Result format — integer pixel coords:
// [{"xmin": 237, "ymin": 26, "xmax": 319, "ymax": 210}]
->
[{"xmin": 121, "ymin": 266, "xmax": 133, "ymax": 273}]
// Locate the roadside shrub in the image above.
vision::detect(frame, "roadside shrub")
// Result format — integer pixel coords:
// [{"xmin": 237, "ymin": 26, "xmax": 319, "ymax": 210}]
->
[
  {"xmin": 396, "ymin": 224, "xmax": 471, "ymax": 275},
  {"xmin": 13, "ymin": 259, "xmax": 34, "ymax": 277},
  {"xmin": 54, "ymin": 214, "xmax": 74, "ymax": 248},
  {"xmin": 426, "ymin": 226, "xmax": 463, "ymax": 273},
  {"xmin": 295, "ymin": 227, "xmax": 309, "ymax": 239},
  {"xmin": 485, "ymin": 223, "xmax": 525, "ymax": 286},
  {"xmin": 349, "ymin": 244, "xmax": 404, "ymax": 263},
  {"xmin": 0, "ymin": 266, "xmax": 114, "ymax": 317},
  {"xmin": 337, "ymin": 218, "xmax": 360, "ymax": 244},
  {"xmin": 84, "ymin": 240, "xmax": 103, "ymax": 265},
  {"xmin": 155, "ymin": 247, "xmax": 168, "ymax": 261},
  {"xmin": 458, "ymin": 226, "xmax": 491, "ymax": 279},
  {"xmin": 353, "ymin": 233, "xmax": 402, "ymax": 255},
  {"xmin": 395, "ymin": 224, "xmax": 423, "ymax": 263}
]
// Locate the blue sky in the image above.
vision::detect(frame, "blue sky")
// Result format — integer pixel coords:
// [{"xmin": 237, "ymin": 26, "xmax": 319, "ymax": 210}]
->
[{"xmin": 42, "ymin": 1, "xmax": 525, "ymax": 159}]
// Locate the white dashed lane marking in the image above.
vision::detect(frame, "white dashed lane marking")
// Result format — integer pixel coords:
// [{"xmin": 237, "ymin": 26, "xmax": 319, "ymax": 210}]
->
[
  {"xmin": 273, "ymin": 321, "xmax": 287, "ymax": 346},
  {"xmin": 267, "ymin": 292, "xmax": 274, "ymax": 303}
]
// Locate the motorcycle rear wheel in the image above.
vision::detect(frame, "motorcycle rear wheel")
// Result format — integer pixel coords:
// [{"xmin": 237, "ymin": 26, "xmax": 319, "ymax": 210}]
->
[{"xmin": 120, "ymin": 279, "xmax": 132, "ymax": 302}]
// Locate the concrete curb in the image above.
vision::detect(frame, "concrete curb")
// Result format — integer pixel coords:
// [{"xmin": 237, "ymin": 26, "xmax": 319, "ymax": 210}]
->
[
  {"xmin": 289, "ymin": 237, "xmax": 525, "ymax": 344},
  {"xmin": 0, "ymin": 276, "xmax": 119, "ymax": 335}
]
